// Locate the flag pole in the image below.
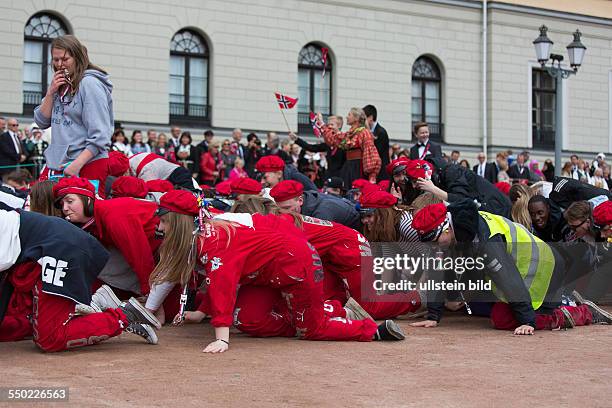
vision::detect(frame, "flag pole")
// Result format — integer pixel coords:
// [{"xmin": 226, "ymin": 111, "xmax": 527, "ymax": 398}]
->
[{"xmin": 279, "ymin": 107, "xmax": 292, "ymax": 134}]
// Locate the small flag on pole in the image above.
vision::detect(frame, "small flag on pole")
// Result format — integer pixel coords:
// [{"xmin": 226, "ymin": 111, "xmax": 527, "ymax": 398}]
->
[
  {"xmin": 275, "ymin": 92, "xmax": 298, "ymax": 109},
  {"xmin": 321, "ymin": 48, "xmax": 329, "ymax": 78},
  {"xmin": 309, "ymin": 112, "xmax": 322, "ymax": 138}
]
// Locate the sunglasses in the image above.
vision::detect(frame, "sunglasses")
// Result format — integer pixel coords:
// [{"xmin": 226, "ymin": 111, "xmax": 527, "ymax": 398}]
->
[
  {"xmin": 9, "ymin": 124, "xmax": 19, "ymax": 127},
  {"xmin": 569, "ymin": 219, "xmax": 588, "ymax": 231}
]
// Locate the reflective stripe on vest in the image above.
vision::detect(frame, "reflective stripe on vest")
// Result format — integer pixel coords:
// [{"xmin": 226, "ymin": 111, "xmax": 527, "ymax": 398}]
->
[{"xmin": 478, "ymin": 211, "xmax": 555, "ymax": 310}]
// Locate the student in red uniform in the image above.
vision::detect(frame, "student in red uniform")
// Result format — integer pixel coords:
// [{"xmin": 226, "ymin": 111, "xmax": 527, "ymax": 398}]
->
[
  {"xmin": 52, "ymin": 177, "xmax": 159, "ymax": 296},
  {"xmin": 148, "ymin": 190, "xmax": 405, "ymax": 353},
  {"xmin": 230, "ymin": 194, "xmax": 423, "ymax": 320},
  {"xmin": 0, "ymin": 206, "xmax": 160, "ymax": 352}
]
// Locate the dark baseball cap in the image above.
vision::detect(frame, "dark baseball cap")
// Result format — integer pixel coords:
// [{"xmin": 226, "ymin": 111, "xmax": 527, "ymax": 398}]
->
[{"xmin": 324, "ymin": 177, "xmax": 344, "ymax": 190}]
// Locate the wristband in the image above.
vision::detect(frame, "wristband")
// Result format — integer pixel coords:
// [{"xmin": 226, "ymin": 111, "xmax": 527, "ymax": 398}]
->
[{"xmin": 217, "ymin": 339, "xmax": 229, "ymax": 345}]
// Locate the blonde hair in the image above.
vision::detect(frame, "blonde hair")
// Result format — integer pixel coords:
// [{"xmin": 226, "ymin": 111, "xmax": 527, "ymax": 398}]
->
[
  {"xmin": 230, "ymin": 195, "xmax": 302, "ymax": 227},
  {"xmin": 509, "ymin": 184, "xmax": 535, "ymax": 230},
  {"xmin": 348, "ymin": 107, "xmax": 366, "ymax": 127},
  {"xmin": 51, "ymin": 35, "xmax": 107, "ymax": 94}
]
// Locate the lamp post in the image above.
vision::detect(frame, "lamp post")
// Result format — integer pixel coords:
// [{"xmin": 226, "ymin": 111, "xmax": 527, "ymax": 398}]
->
[{"xmin": 533, "ymin": 25, "xmax": 586, "ymax": 176}]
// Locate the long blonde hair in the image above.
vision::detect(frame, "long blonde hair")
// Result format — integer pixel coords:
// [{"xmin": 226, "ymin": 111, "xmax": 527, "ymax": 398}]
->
[
  {"xmin": 51, "ymin": 35, "xmax": 107, "ymax": 94},
  {"xmin": 509, "ymin": 184, "xmax": 535, "ymax": 230},
  {"xmin": 230, "ymin": 195, "xmax": 302, "ymax": 228},
  {"xmin": 150, "ymin": 212, "xmax": 237, "ymax": 286}
]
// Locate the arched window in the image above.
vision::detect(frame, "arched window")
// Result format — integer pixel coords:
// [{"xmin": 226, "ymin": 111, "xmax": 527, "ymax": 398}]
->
[
  {"xmin": 23, "ymin": 13, "xmax": 68, "ymax": 113},
  {"xmin": 297, "ymin": 43, "xmax": 332, "ymax": 133},
  {"xmin": 411, "ymin": 56, "xmax": 443, "ymax": 141},
  {"xmin": 169, "ymin": 30, "xmax": 210, "ymax": 123}
]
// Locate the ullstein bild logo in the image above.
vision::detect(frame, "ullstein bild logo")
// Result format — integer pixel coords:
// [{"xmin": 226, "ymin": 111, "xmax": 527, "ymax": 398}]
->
[{"xmin": 40, "ymin": 256, "xmax": 68, "ymax": 287}]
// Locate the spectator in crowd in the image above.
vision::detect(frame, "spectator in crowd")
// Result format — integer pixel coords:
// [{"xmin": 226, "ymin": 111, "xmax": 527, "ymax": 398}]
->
[
  {"xmin": 111, "ymin": 129, "xmax": 130, "ymax": 156},
  {"xmin": 507, "ymin": 152, "xmax": 530, "ymax": 181},
  {"xmin": 579, "ymin": 160, "xmax": 592, "ymax": 183},
  {"xmin": 506, "ymin": 149, "xmax": 516, "ymax": 167},
  {"xmin": 591, "ymin": 153, "xmax": 606, "ymax": 174},
  {"xmin": 25, "ymin": 126, "xmax": 48, "ymax": 178},
  {"xmin": 0, "ymin": 118, "xmax": 26, "ymax": 175},
  {"xmin": 200, "ymin": 141, "xmax": 221, "ymax": 186},
  {"xmin": 390, "ymin": 143, "xmax": 402, "ymax": 161},
  {"xmin": 0, "ymin": 117, "xmax": 5, "ymax": 133},
  {"xmin": 529, "ymin": 159, "xmax": 545, "ymax": 183},
  {"xmin": 290, "ymin": 143, "xmax": 301, "ymax": 168},
  {"xmin": 450, "ymin": 151, "xmax": 461, "ymax": 165},
  {"xmin": 169, "ymin": 125, "xmax": 181, "ymax": 149},
  {"xmin": 590, "ymin": 167, "xmax": 608, "ymax": 190},
  {"xmin": 129, "ymin": 130, "xmax": 151, "ymax": 156},
  {"xmin": 459, "ymin": 159, "xmax": 469, "ymax": 169},
  {"xmin": 197, "ymin": 130, "xmax": 215, "ymax": 154},
  {"xmin": 363, "ymin": 104, "xmax": 390, "ymax": 181},
  {"xmin": 176, "ymin": 131, "xmax": 200, "ymax": 179},
  {"xmin": 473, "ymin": 152, "xmax": 498, "ymax": 184},
  {"xmin": 262, "ymin": 132, "xmax": 291, "ymax": 163},
  {"xmin": 228, "ymin": 157, "xmax": 248, "ymax": 181},
  {"xmin": 569, "ymin": 154, "xmax": 585, "ymax": 180},
  {"xmin": 231, "ymin": 128, "xmax": 246, "ymax": 160},
  {"xmin": 561, "ymin": 161, "xmax": 573, "ymax": 177},
  {"xmin": 146, "ymin": 129, "xmax": 157, "ymax": 148},
  {"xmin": 220, "ymin": 139, "xmax": 237, "ymax": 179},
  {"xmin": 409, "ymin": 122, "xmax": 442, "ymax": 160},
  {"xmin": 281, "ymin": 138, "xmax": 292, "ymax": 161},
  {"xmin": 602, "ymin": 165, "xmax": 611, "ymax": 190},
  {"xmin": 497, "ymin": 159, "xmax": 510, "ymax": 183},
  {"xmin": 153, "ymin": 133, "xmax": 176, "ymax": 162},
  {"xmin": 542, "ymin": 159, "xmax": 555, "ymax": 181},
  {"xmin": 244, "ymin": 133, "xmax": 262, "ymax": 178}
]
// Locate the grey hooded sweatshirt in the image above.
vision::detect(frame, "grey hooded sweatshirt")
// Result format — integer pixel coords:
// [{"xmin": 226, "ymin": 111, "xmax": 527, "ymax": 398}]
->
[{"xmin": 34, "ymin": 69, "xmax": 113, "ymax": 170}]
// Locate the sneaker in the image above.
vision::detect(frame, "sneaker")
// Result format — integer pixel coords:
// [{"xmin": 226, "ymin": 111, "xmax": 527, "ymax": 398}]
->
[
  {"xmin": 125, "ymin": 323, "xmax": 158, "ymax": 345},
  {"xmin": 344, "ymin": 297, "xmax": 373, "ymax": 321},
  {"xmin": 583, "ymin": 300, "xmax": 612, "ymax": 324},
  {"xmin": 571, "ymin": 290, "xmax": 587, "ymax": 305},
  {"xmin": 75, "ymin": 303, "xmax": 101, "ymax": 315},
  {"xmin": 373, "ymin": 320, "xmax": 405, "ymax": 341},
  {"xmin": 119, "ymin": 298, "xmax": 161, "ymax": 329},
  {"xmin": 91, "ymin": 285, "xmax": 122, "ymax": 311},
  {"xmin": 558, "ymin": 307, "xmax": 575, "ymax": 329}
]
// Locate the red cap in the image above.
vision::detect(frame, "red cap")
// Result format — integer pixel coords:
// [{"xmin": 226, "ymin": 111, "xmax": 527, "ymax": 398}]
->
[
  {"xmin": 52, "ymin": 177, "xmax": 96, "ymax": 201},
  {"xmin": 158, "ymin": 190, "xmax": 198, "ymax": 216},
  {"xmin": 495, "ymin": 181, "xmax": 511, "ymax": 196},
  {"xmin": 352, "ymin": 179, "xmax": 371, "ymax": 190},
  {"xmin": 412, "ymin": 203, "xmax": 449, "ymax": 242},
  {"xmin": 378, "ymin": 180, "xmax": 391, "ymax": 192},
  {"xmin": 146, "ymin": 179, "xmax": 174, "ymax": 193},
  {"xmin": 112, "ymin": 176, "xmax": 148, "ymax": 199},
  {"xmin": 405, "ymin": 160, "xmax": 433, "ymax": 180},
  {"xmin": 255, "ymin": 155, "xmax": 285, "ymax": 173},
  {"xmin": 386, "ymin": 157, "xmax": 410, "ymax": 176},
  {"xmin": 107, "ymin": 151, "xmax": 129, "ymax": 177},
  {"xmin": 230, "ymin": 177, "xmax": 262, "ymax": 195},
  {"xmin": 593, "ymin": 200, "xmax": 612, "ymax": 226},
  {"xmin": 215, "ymin": 180, "xmax": 232, "ymax": 196},
  {"xmin": 270, "ymin": 180, "xmax": 304, "ymax": 203},
  {"xmin": 359, "ymin": 190, "xmax": 397, "ymax": 209}
]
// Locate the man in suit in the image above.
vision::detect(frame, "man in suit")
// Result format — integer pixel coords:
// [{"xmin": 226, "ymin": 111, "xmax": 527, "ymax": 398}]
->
[
  {"xmin": 409, "ymin": 122, "xmax": 442, "ymax": 160},
  {"xmin": 231, "ymin": 128, "xmax": 247, "ymax": 160},
  {"xmin": 169, "ymin": 125, "xmax": 181, "ymax": 149},
  {"xmin": 0, "ymin": 118, "xmax": 25, "ymax": 176},
  {"xmin": 473, "ymin": 152, "xmax": 498, "ymax": 184},
  {"xmin": 363, "ymin": 105, "xmax": 389, "ymax": 181},
  {"xmin": 507, "ymin": 152, "xmax": 531, "ymax": 181}
]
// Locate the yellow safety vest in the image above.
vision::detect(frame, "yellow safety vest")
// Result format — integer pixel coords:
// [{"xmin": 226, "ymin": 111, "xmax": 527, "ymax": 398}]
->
[{"xmin": 478, "ymin": 211, "xmax": 555, "ymax": 310}]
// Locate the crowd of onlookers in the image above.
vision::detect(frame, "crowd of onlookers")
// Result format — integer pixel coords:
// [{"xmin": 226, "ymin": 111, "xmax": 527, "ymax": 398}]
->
[{"xmin": 0, "ymin": 115, "xmax": 610, "ymax": 192}]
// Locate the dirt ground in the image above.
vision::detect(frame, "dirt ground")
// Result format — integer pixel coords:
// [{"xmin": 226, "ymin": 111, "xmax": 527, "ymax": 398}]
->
[{"xmin": 1, "ymin": 312, "xmax": 611, "ymax": 408}]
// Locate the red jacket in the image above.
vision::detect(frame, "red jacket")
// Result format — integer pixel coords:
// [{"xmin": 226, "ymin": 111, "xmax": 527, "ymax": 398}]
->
[
  {"xmin": 90, "ymin": 198, "xmax": 160, "ymax": 295},
  {"xmin": 195, "ymin": 214, "xmax": 307, "ymax": 327},
  {"xmin": 199, "ymin": 152, "xmax": 219, "ymax": 182}
]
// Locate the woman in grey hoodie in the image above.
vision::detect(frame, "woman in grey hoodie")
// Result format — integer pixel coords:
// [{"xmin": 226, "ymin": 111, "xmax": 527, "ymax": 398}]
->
[{"xmin": 34, "ymin": 35, "xmax": 113, "ymax": 197}]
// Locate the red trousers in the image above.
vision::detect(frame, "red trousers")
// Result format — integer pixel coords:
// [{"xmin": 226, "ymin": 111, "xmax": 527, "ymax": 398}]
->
[
  {"xmin": 233, "ymin": 285, "xmax": 347, "ymax": 338},
  {"xmin": 490, "ymin": 302, "xmax": 593, "ymax": 331},
  {"xmin": 32, "ymin": 280, "xmax": 125, "ymax": 352},
  {"xmin": 241, "ymin": 244, "xmax": 377, "ymax": 341},
  {"xmin": 323, "ymin": 239, "xmax": 421, "ymax": 320},
  {"xmin": 39, "ymin": 157, "xmax": 109, "ymax": 198},
  {"xmin": 0, "ymin": 291, "xmax": 33, "ymax": 342}
]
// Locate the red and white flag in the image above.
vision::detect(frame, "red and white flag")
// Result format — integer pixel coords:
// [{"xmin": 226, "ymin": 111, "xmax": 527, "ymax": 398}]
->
[
  {"xmin": 309, "ymin": 112, "xmax": 322, "ymax": 138},
  {"xmin": 275, "ymin": 92, "xmax": 298, "ymax": 109},
  {"xmin": 321, "ymin": 47, "xmax": 329, "ymax": 78}
]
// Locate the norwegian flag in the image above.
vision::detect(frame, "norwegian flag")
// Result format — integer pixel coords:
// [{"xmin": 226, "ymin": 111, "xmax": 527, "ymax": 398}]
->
[
  {"xmin": 321, "ymin": 47, "xmax": 329, "ymax": 78},
  {"xmin": 309, "ymin": 112, "xmax": 322, "ymax": 138},
  {"xmin": 275, "ymin": 92, "xmax": 298, "ymax": 109}
]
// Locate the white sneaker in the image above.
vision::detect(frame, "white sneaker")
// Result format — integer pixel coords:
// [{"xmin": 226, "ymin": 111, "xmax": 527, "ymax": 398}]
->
[
  {"xmin": 91, "ymin": 285, "xmax": 122, "ymax": 311},
  {"xmin": 344, "ymin": 297, "xmax": 374, "ymax": 321},
  {"xmin": 125, "ymin": 323, "xmax": 159, "ymax": 345}
]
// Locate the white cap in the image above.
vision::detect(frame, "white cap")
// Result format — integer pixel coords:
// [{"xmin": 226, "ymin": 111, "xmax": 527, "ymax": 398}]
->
[{"xmin": 597, "ymin": 152, "xmax": 606, "ymax": 160}]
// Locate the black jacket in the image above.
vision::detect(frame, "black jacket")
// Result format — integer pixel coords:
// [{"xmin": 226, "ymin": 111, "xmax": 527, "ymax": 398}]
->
[
  {"xmin": 433, "ymin": 160, "xmax": 512, "ymax": 218},
  {"xmin": 549, "ymin": 177, "xmax": 612, "ymax": 210},
  {"xmin": 409, "ymin": 140, "xmax": 442, "ymax": 160},
  {"xmin": 371, "ymin": 123, "xmax": 389, "ymax": 181},
  {"xmin": 284, "ymin": 163, "xmax": 317, "ymax": 192},
  {"xmin": 507, "ymin": 164, "xmax": 531, "ymax": 181},
  {"xmin": 301, "ymin": 191, "xmax": 360, "ymax": 230},
  {"xmin": 473, "ymin": 162, "xmax": 498, "ymax": 184},
  {"xmin": 0, "ymin": 132, "xmax": 20, "ymax": 175},
  {"xmin": 294, "ymin": 137, "xmax": 346, "ymax": 179}
]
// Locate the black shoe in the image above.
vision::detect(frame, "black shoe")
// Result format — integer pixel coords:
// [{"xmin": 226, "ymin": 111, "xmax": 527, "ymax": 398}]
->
[
  {"xmin": 119, "ymin": 298, "xmax": 161, "ymax": 329},
  {"xmin": 558, "ymin": 307, "xmax": 575, "ymax": 330},
  {"xmin": 373, "ymin": 320, "xmax": 405, "ymax": 341},
  {"xmin": 583, "ymin": 300, "xmax": 612, "ymax": 324},
  {"xmin": 125, "ymin": 323, "xmax": 158, "ymax": 345}
]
